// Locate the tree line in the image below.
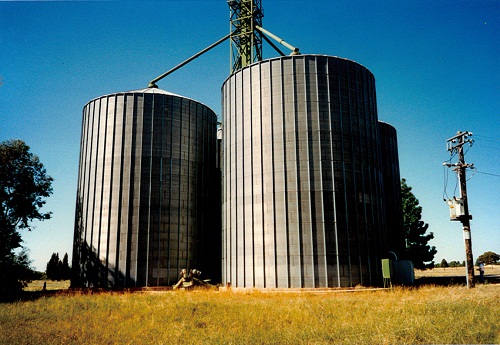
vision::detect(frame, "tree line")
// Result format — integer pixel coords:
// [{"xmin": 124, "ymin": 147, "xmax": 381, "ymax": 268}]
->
[
  {"xmin": 435, "ymin": 259, "xmax": 466, "ymax": 268},
  {"xmin": 46, "ymin": 252, "xmax": 71, "ymax": 281},
  {"xmin": 434, "ymin": 251, "xmax": 500, "ymax": 268}
]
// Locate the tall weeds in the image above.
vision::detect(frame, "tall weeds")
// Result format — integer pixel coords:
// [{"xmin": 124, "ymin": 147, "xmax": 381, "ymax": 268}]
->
[{"xmin": 1, "ymin": 285, "xmax": 498, "ymax": 344}]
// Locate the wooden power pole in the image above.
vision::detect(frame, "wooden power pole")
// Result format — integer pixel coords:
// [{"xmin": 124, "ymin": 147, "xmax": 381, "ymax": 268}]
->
[{"xmin": 444, "ymin": 131, "xmax": 475, "ymax": 288}]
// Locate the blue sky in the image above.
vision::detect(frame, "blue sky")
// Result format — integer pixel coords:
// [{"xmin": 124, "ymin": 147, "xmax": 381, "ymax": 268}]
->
[{"xmin": 1, "ymin": 0, "xmax": 498, "ymax": 271}]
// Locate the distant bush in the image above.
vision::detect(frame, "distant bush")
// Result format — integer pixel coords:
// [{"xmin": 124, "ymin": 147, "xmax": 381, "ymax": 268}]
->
[
  {"xmin": 435, "ymin": 259, "xmax": 464, "ymax": 268},
  {"xmin": 449, "ymin": 261, "xmax": 463, "ymax": 267}
]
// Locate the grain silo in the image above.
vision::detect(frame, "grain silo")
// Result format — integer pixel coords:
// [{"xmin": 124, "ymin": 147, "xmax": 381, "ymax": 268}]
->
[
  {"xmin": 221, "ymin": 55, "xmax": 391, "ymax": 288},
  {"xmin": 72, "ymin": 88, "xmax": 219, "ymax": 288}
]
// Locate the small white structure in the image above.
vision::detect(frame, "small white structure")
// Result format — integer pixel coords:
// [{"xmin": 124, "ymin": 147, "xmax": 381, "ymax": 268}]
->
[{"xmin": 446, "ymin": 198, "xmax": 465, "ymax": 221}]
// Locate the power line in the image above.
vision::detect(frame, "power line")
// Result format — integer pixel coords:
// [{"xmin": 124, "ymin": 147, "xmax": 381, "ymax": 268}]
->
[
  {"xmin": 474, "ymin": 144, "xmax": 499, "ymax": 151},
  {"xmin": 473, "ymin": 134, "xmax": 500, "ymax": 142},
  {"xmin": 475, "ymin": 170, "xmax": 500, "ymax": 177}
]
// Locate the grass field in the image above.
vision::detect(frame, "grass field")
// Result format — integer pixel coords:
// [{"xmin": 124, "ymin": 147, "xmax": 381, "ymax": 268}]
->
[
  {"xmin": 1, "ymin": 283, "xmax": 499, "ymax": 344},
  {"xmin": 23, "ymin": 280, "xmax": 71, "ymax": 292},
  {"xmin": 415, "ymin": 264, "xmax": 500, "ymax": 278},
  {"xmin": 414, "ymin": 265, "xmax": 500, "ymax": 286}
]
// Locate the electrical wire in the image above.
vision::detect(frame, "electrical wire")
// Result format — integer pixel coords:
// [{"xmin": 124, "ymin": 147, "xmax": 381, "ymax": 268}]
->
[
  {"xmin": 473, "ymin": 134, "xmax": 500, "ymax": 143},
  {"xmin": 474, "ymin": 143, "xmax": 498, "ymax": 151},
  {"xmin": 443, "ymin": 133, "xmax": 480, "ymax": 199},
  {"xmin": 447, "ymin": 149, "xmax": 457, "ymax": 161},
  {"xmin": 466, "ymin": 166, "xmax": 477, "ymax": 181},
  {"xmin": 442, "ymin": 164, "xmax": 449, "ymax": 200},
  {"xmin": 443, "ymin": 149, "xmax": 457, "ymax": 200},
  {"xmin": 463, "ymin": 144, "xmax": 472, "ymax": 156},
  {"xmin": 475, "ymin": 170, "xmax": 500, "ymax": 178},
  {"xmin": 453, "ymin": 173, "xmax": 459, "ymax": 196}
]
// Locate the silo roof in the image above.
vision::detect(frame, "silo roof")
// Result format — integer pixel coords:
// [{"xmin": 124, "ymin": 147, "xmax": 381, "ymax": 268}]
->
[
  {"xmin": 223, "ymin": 54, "xmax": 375, "ymax": 86},
  {"xmin": 92, "ymin": 87, "xmax": 186, "ymax": 101},
  {"xmin": 133, "ymin": 87, "xmax": 184, "ymax": 97},
  {"xmin": 86, "ymin": 87, "xmax": 212, "ymax": 110}
]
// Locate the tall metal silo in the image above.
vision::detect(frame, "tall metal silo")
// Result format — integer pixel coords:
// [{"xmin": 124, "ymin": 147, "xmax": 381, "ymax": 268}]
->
[
  {"xmin": 221, "ymin": 54, "xmax": 389, "ymax": 288},
  {"xmin": 72, "ymin": 88, "xmax": 219, "ymax": 288}
]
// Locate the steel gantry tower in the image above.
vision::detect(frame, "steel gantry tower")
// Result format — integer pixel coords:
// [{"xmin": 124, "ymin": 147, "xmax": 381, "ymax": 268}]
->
[{"xmin": 228, "ymin": 0, "xmax": 264, "ymax": 73}]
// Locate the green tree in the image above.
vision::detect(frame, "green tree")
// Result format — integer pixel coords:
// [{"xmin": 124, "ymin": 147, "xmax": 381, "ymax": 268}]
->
[
  {"xmin": 46, "ymin": 252, "xmax": 71, "ymax": 280},
  {"xmin": 440, "ymin": 258, "xmax": 449, "ymax": 268},
  {"xmin": 61, "ymin": 252, "xmax": 70, "ymax": 280},
  {"xmin": 0, "ymin": 139, "xmax": 53, "ymax": 298},
  {"xmin": 475, "ymin": 251, "xmax": 500, "ymax": 265},
  {"xmin": 46, "ymin": 252, "xmax": 60, "ymax": 280},
  {"xmin": 0, "ymin": 248, "xmax": 34, "ymax": 297},
  {"xmin": 401, "ymin": 178, "xmax": 437, "ymax": 269}
]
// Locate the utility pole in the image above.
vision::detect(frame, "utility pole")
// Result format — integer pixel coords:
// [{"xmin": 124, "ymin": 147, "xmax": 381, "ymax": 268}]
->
[{"xmin": 444, "ymin": 131, "xmax": 475, "ymax": 288}]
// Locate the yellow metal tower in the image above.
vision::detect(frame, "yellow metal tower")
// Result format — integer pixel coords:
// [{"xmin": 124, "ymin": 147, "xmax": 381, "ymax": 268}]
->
[{"xmin": 228, "ymin": 0, "xmax": 264, "ymax": 73}]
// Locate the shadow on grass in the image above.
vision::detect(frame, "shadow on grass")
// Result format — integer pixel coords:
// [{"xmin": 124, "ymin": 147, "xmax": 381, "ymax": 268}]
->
[{"xmin": 5, "ymin": 287, "xmax": 130, "ymax": 303}]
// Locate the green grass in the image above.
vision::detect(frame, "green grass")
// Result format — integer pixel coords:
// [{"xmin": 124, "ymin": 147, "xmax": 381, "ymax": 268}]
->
[{"xmin": 1, "ymin": 285, "xmax": 499, "ymax": 344}]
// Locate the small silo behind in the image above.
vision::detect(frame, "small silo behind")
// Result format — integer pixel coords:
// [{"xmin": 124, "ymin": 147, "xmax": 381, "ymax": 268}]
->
[
  {"xmin": 378, "ymin": 121, "xmax": 405, "ymax": 258},
  {"xmin": 72, "ymin": 88, "xmax": 219, "ymax": 288}
]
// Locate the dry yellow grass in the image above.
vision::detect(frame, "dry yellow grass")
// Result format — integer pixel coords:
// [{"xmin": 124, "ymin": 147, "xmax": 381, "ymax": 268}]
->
[
  {"xmin": 2, "ymin": 285, "xmax": 499, "ymax": 344},
  {"xmin": 415, "ymin": 265, "xmax": 500, "ymax": 278},
  {"xmin": 24, "ymin": 280, "xmax": 71, "ymax": 292}
]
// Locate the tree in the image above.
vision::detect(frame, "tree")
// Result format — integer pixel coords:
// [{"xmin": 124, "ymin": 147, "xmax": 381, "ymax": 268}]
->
[
  {"xmin": 401, "ymin": 178, "xmax": 437, "ymax": 269},
  {"xmin": 46, "ymin": 253, "xmax": 60, "ymax": 280},
  {"xmin": 61, "ymin": 253, "xmax": 70, "ymax": 279},
  {"xmin": 46, "ymin": 252, "xmax": 71, "ymax": 280},
  {"xmin": 0, "ymin": 139, "xmax": 53, "ymax": 298},
  {"xmin": 440, "ymin": 259, "xmax": 449, "ymax": 268},
  {"xmin": 0, "ymin": 248, "xmax": 34, "ymax": 298},
  {"xmin": 476, "ymin": 251, "xmax": 500, "ymax": 266}
]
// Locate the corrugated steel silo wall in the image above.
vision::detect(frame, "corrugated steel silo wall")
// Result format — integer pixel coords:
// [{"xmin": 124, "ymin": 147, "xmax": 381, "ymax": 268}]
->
[
  {"xmin": 72, "ymin": 90, "xmax": 218, "ymax": 287},
  {"xmin": 222, "ymin": 55, "xmax": 387, "ymax": 288}
]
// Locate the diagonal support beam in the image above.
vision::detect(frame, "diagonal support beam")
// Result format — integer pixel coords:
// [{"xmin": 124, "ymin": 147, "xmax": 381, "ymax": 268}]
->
[
  {"xmin": 255, "ymin": 25, "xmax": 300, "ymax": 55},
  {"xmin": 148, "ymin": 33, "xmax": 231, "ymax": 88}
]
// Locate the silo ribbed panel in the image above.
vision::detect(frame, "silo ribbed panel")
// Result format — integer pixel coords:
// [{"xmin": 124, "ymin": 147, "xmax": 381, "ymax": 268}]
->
[
  {"xmin": 222, "ymin": 55, "xmax": 387, "ymax": 288},
  {"xmin": 73, "ymin": 89, "xmax": 218, "ymax": 288}
]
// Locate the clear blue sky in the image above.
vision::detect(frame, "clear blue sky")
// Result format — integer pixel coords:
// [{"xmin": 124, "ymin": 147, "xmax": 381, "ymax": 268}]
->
[{"xmin": 1, "ymin": 0, "xmax": 498, "ymax": 271}]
